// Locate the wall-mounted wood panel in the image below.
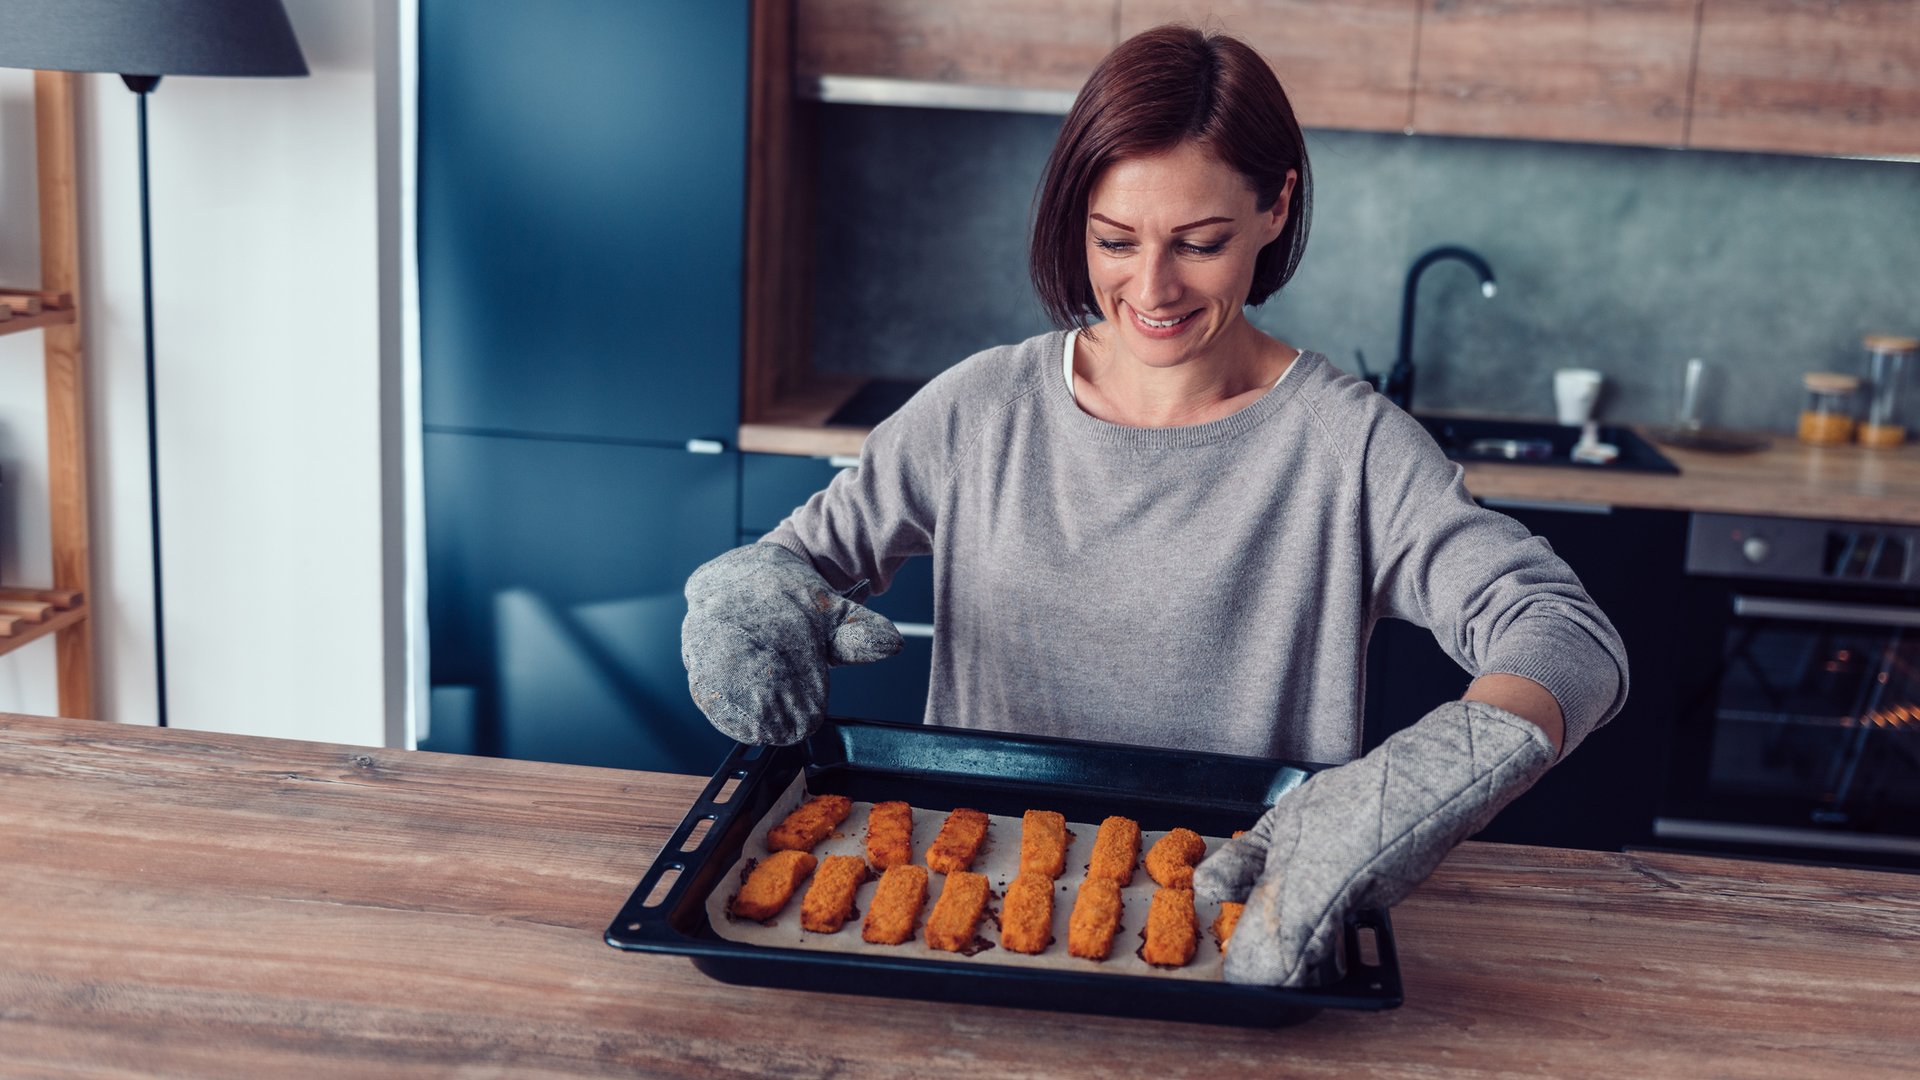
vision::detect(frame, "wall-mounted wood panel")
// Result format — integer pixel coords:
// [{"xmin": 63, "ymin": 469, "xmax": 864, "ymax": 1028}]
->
[
  {"xmin": 1689, "ymin": 0, "xmax": 1920, "ymax": 157},
  {"xmin": 1119, "ymin": 1, "xmax": 1420, "ymax": 133},
  {"xmin": 796, "ymin": 0, "xmax": 1119, "ymax": 91},
  {"xmin": 1412, "ymin": 0, "xmax": 1696, "ymax": 146}
]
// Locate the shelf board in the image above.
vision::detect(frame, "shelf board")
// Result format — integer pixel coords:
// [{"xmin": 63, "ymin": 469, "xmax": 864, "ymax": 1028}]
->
[
  {"xmin": 0, "ymin": 306, "xmax": 77, "ymax": 338},
  {"xmin": 0, "ymin": 599, "xmax": 87, "ymax": 659}
]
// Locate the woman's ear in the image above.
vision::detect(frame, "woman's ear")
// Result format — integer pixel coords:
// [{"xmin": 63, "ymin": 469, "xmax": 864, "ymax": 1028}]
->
[{"xmin": 1264, "ymin": 169, "xmax": 1298, "ymax": 243}]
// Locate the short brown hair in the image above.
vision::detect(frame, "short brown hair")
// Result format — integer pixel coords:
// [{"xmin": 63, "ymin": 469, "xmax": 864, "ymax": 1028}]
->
[{"xmin": 1030, "ymin": 25, "xmax": 1312, "ymax": 328}]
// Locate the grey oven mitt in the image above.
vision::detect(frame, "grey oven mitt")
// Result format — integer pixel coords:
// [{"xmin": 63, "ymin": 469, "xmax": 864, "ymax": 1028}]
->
[
  {"xmin": 1194, "ymin": 698, "xmax": 1555, "ymax": 987},
  {"xmin": 681, "ymin": 543, "xmax": 903, "ymax": 746}
]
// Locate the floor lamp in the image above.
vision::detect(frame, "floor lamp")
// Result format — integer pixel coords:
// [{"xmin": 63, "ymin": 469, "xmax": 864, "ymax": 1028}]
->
[{"xmin": 0, "ymin": 0, "xmax": 307, "ymax": 726}]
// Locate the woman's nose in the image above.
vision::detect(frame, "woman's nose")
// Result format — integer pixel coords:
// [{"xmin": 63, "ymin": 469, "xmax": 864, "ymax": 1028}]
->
[{"xmin": 1134, "ymin": 250, "xmax": 1183, "ymax": 311}]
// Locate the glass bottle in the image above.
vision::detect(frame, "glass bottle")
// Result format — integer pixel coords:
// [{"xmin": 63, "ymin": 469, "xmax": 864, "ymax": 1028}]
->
[
  {"xmin": 1798, "ymin": 372, "xmax": 1858, "ymax": 446},
  {"xmin": 1860, "ymin": 334, "xmax": 1916, "ymax": 449}
]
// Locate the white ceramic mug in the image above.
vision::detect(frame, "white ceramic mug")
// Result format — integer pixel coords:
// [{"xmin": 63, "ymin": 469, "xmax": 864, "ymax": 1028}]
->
[{"xmin": 1554, "ymin": 368, "xmax": 1604, "ymax": 426}]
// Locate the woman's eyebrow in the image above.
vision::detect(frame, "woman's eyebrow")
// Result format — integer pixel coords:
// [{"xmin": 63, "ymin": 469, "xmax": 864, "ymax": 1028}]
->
[{"xmin": 1087, "ymin": 213, "xmax": 1233, "ymax": 233}]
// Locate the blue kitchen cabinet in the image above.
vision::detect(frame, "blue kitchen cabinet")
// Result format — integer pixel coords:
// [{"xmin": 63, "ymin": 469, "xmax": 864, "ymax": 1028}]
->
[
  {"xmin": 741, "ymin": 453, "xmax": 936, "ymax": 725},
  {"xmin": 1364, "ymin": 504, "xmax": 1688, "ymax": 852},
  {"xmin": 419, "ymin": 1, "xmax": 750, "ymax": 771},
  {"xmin": 423, "ymin": 431, "xmax": 738, "ymax": 774},
  {"xmin": 419, "ymin": 0, "xmax": 746, "ymax": 444}
]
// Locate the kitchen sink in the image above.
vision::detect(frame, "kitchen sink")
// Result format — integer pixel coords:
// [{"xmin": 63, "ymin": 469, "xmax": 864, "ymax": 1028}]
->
[{"xmin": 1415, "ymin": 415, "xmax": 1679, "ymax": 474}]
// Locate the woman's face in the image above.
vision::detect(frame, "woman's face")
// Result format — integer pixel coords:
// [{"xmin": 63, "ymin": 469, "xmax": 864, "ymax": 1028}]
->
[{"xmin": 1084, "ymin": 141, "xmax": 1295, "ymax": 369}]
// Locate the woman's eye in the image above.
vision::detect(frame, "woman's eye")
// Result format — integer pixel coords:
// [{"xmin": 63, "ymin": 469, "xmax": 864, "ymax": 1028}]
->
[
  {"xmin": 1092, "ymin": 237, "xmax": 1132, "ymax": 253},
  {"xmin": 1182, "ymin": 241, "xmax": 1226, "ymax": 255}
]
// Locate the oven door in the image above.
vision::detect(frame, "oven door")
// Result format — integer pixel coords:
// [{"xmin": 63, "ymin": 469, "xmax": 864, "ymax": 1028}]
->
[{"xmin": 1657, "ymin": 590, "xmax": 1920, "ymax": 866}]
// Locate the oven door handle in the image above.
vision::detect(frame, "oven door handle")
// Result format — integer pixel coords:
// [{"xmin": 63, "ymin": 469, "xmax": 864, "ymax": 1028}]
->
[{"xmin": 1733, "ymin": 594, "xmax": 1920, "ymax": 629}]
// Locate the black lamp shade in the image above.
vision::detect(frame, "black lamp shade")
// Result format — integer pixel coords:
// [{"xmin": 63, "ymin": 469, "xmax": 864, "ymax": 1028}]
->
[{"xmin": 0, "ymin": 0, "xmax": 308, "ymax": 78}]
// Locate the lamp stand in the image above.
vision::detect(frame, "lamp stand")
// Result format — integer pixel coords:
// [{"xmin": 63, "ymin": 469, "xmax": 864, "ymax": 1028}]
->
[{"xmin": 122, "ymin": 73, "xmax": 167, "ymax": 728}]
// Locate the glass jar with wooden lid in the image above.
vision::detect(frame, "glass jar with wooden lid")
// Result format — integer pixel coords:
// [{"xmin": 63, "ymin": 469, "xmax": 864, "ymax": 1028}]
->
[
  {"xmin": 1799, "ymin": 372, "xmax": 1859, "ymax": 445},
  {"xmin": 1861, "ymin": 334, "xmax": 1916, "ymax": 449}
]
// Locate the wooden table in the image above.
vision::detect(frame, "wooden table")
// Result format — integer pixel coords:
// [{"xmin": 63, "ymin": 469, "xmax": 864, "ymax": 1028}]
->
[{"xmin": 4, "ymin": 714, "xmax": 1916, "ymax": 1078}]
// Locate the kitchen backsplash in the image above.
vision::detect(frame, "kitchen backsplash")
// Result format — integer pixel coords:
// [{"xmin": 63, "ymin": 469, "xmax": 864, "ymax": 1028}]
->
[{"xmin": 812, "ymin": 103, "xmax": 1920, "ymax": 433}]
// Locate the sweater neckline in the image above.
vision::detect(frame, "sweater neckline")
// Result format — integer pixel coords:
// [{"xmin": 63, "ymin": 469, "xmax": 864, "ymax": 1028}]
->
[{"xmin": 1048, "ymin": 327, "xmax": 1320, "ymax": 448}]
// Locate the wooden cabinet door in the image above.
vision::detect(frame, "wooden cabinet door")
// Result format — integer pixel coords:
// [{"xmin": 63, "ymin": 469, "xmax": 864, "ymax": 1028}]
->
[
  {"xmin": 1689, "ymin": 0, "xmax": 1920, "ymax": 157},
  {"xmin": 796, "ymin": 0, "xmax": 1119, "ymax": 90},
  {"xmin": 1411, "ymin": 0, "xmax": 1696, "ymax": 146},
  {"xmin": 1119, "ymin": 1, "xmax": 1420, "ymax": 133}
]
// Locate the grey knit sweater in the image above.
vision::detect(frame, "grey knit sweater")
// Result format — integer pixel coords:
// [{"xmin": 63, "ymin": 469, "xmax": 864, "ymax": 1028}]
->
[{"xmin": 764, "ymin": 330, "xmax": 1627, "ymax": 765}]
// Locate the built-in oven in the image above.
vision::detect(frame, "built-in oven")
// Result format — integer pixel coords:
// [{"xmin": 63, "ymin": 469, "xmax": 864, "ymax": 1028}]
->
[{"xmin": 1656, "ymin": 512, "xmax": 1920, "ymax": 871}]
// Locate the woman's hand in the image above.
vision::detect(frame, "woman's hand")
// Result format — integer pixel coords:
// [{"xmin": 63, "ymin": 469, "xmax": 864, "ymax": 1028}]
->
[
  {"xmin": 680, "ymin": 543, "xmax": 903, "ymax": 745},
  {"xmin": 1193, "ymin": 698, "xmax": 1555, "ymax": 987}
]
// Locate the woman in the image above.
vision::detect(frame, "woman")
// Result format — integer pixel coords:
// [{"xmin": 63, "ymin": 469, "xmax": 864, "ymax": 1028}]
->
[{"xmin": 682, "ymin": 26, "xmax": 1627, "ymax": 988}]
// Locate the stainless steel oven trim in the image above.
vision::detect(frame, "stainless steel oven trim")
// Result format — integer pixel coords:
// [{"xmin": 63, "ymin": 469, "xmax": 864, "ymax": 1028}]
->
[
  {"xmin": 1655, "ymin": 817, "xmax": 1920, "ymax": 857},
  {"xmin": 1731, "ymin": 595, "xmax": 1920, "ymax": 629}
]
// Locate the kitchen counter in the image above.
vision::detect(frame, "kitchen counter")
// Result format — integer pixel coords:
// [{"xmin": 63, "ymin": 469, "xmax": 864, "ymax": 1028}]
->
[
  {"xmin": 4, "ymin": 712, "xmax": 1916, "ymax": 1079},
  {"xmin": 742, "ymin": 390, "xmax": 1920, "ymax": 525}
]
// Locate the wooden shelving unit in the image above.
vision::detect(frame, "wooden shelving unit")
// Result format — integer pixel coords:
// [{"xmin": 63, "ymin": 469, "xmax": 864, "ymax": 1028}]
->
[{"xmin": 0, "ymin": 71, "xmax": 95, "ymax": 717}]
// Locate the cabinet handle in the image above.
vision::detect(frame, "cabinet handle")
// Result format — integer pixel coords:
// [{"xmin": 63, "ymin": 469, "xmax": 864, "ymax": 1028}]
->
[
  {"xmin": 1732, "ymin": 595, "xmax": 1920, "ymax": 629},
  {"xmin": 826, "ymin": 454, "xmax": 861, "ymax": 470},
  {"xmin": 892, "ymin": 621, "xmax": 934, "ymax": 639},
  {"xmin": 685, "ymin": 438, "xmax": 726, "ymax": 455}
]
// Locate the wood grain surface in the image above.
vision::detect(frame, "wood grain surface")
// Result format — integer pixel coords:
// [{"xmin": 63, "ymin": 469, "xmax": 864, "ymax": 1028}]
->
[
  {"xmin": 4, "ymin": 713, "xmax": 1917, "ymax": 1078},
  {"xmin": 1689, "ymin": 0, "xmax": 1920, "ymax": 157},
  {"xmin": 1412, "ymin": 0, "xmax": 1698, "ymax": 147},
  {"xmin": 1119, "ymin": 0, "xmax": 1421, "ymax": 133},
  {"xmin": 795, "ymin": 0, "xmax": 1119, "ymax": 91}
]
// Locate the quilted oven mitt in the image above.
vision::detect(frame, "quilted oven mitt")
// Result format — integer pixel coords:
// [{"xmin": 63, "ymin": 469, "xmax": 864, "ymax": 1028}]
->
[
  {"xmin": 1194, "ymin": 699, "xmax": 1555, "ymax": 987},
  {"xmin": 681, "ymin": 543, "xmax": 902, "ymax": 745}
]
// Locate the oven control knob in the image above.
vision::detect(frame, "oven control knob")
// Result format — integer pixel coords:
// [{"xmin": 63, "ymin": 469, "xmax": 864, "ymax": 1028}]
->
[{"xmin": 1741, "ymin": 536, "xmax": 1771, "ymax": 564}]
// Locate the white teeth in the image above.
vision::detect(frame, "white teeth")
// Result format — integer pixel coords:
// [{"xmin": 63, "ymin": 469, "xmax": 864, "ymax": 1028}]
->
[{"xmin": 1137, "ymin": 310, "xmax": 1191, "ymax": 328}]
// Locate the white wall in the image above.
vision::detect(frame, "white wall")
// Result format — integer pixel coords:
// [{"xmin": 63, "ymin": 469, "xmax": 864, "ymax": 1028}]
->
[{"xmin": 0, "ymin": 0, "xmax": 417, "ymax": 747}]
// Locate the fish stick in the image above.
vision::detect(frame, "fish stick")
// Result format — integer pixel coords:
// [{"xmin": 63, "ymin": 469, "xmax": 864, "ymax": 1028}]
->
[
  {"xmin": 767, "ymin": 794, "xmax": 852, "ymax": 853},
  {"xmin": 1144, "ymin": 828, "xmax": 1207, "ymax": 889},
  {"xmin": 924, "ymin": 807, "xmax": 990, "ymax": 874},
  {"xmin": 1213, "ymin": 901, "xmax": 1245, "ymax": 950},
  {"xmin": 799, "ymin": 854, "xmax": 868, "ymax": 933},
  {"xmin": 864, "ymin": 800, "xmax": 914, "ymax": 870},
  {"xmin": 861, "ymin": 864, "xmax": 929, "ymax": 945},
  {"xmin": 999, "ymin": 873, "xmax": 1055, "ymax": 955},
  {"xmin": 925, "ymin": 871, "xmax": 992, "ymax": 952},
  {"xmin": 1067, "ymin": 878, "xmax": 1124, "ymax": 960},
  {"xmin": 729, "ymin": 850, "xmax": 816, "ymax": 921},
  {"xmin": 1142, "ymin": 887, "xmax": 1199, "ymax": 967},
  {"xmin": 1019, "ymin": 809, "xmax": 1068, "ymax": 879},
  {"xmin": 1086, "ymin": 815, "xmax": 1140, "ymax": 886}
]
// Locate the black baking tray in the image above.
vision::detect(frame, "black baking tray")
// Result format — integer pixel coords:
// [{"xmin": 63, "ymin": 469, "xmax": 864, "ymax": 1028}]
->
[{"xmin": 604, "ymin": 718, "xmax": 1403, "ymax": 1028}]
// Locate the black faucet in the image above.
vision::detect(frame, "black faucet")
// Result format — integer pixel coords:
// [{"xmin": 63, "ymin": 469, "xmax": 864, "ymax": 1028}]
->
[{"xmin": 1382, "ymin": 245, "xmax": 1498, "ymax": 412}]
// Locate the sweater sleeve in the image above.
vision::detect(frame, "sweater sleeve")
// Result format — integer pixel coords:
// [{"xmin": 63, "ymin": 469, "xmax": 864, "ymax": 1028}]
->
[
  {"xmin": 1360, "ymin": 406, "xmax": 1629, "ymax": 757},
  {"xmin": 760, "ymin": 358, "xmax": 989, "ymax": 596}
]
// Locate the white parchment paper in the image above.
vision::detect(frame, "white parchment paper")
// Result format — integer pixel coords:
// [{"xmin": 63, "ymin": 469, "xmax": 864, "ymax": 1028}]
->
[{"xmin": 705, "ymin": 774, "xmax": 1245, "ymax": 981}]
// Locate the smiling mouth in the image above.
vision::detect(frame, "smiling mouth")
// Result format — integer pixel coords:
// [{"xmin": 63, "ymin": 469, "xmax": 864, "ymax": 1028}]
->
[{"xmin": 1132, "ymin": 308, "xmax": 1196, "ymax": 329}]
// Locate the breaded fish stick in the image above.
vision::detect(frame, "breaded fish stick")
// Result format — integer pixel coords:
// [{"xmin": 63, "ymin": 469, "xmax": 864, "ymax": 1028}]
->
[
  {"xmin": 1067, "ymin": 878, "xmax": 1124, "ymax": 960},
  {"xmin": 999, "ymin": 873, "xmax": 1055, "ymax": 955},
  {"xmin": 1144, "ymin": 828, "xmax": 1207, "ymax": 889},
  {"xmin": 767, "ymin": 794, "xmax": 852, "ymax": 853},
  {"xmin": 1213, "ymin": 901, "xmax": 1245, "ymax": 950},
  {"xmin": 864, "ymin": 800, "xmax": 914, "ymax": 870},
  {"xmin": 861, "ymin": 864, "xmax": 929, "ymax": 945},
  {"xmin": 1019, "ymin": 810, "xmax": 1068, "ymax": 879},
  {"xmin": 1086, "ymin": 816, "xmax": 1140, "ymax": 886},
  {"xmin": 925, "ymin": 807, "xmax": 990, "ymax": 874},
  {"xmin": 800, "ymin": 854, "xmax": 868, "ymax": 933},
  {"xmin": 925, "ymin": 871, "xmax": 992, "ymax": 952},
  {"xmin": 1142, "ymin": 887, "xmax": 1199, "ymax": 967},
  {"xmin": 730, "ymin": 850, "xmax": 817, "ymax": 921}
]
